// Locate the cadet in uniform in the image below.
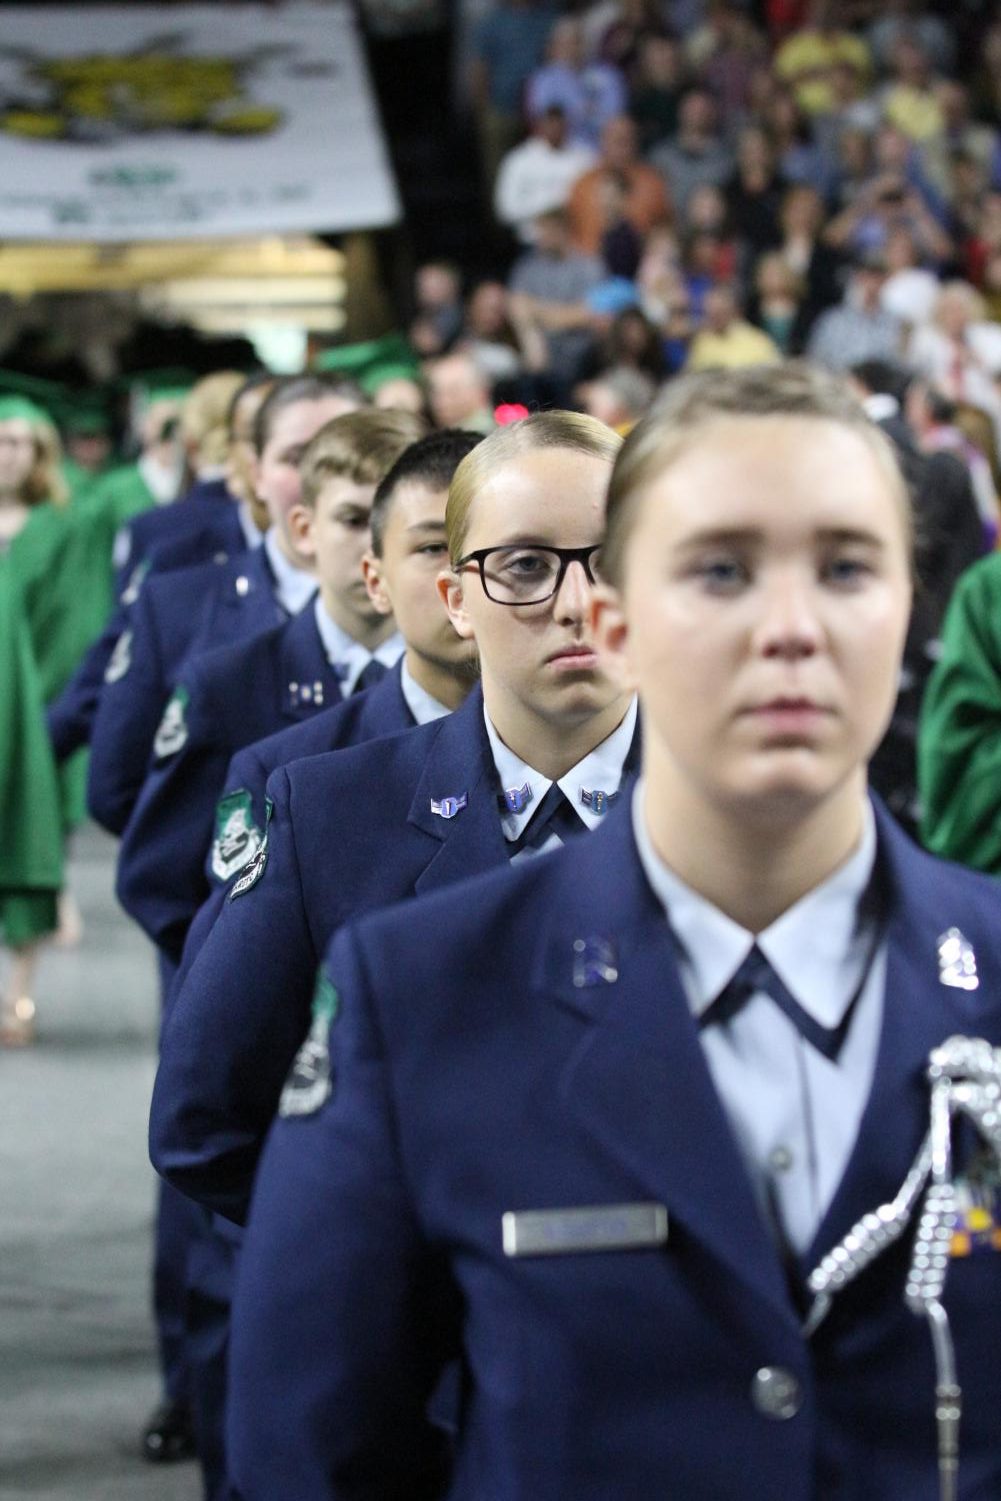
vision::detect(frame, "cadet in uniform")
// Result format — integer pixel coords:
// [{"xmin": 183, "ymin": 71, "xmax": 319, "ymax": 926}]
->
[
  {"xmin": 87, "ymin": 375, "xmax": 355, "ymax": 836},
  {"xmin": 229, "ymin": 365, "xmax": 1001, "ymax": 1500},
  {"xmin": 115, "ymin": 408, "xmax": 425, "ymax": 963},
  {"xmin": 150, "ymin": 412, "xmax": 640, "ymax": 1225},
  {"xmin": 169, "ymin": 429, "xmax": 483, "ymax": 994}
]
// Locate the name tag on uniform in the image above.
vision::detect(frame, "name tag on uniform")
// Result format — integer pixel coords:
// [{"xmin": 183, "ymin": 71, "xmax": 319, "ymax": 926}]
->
[{"xmin": 502, "ymin": 1202, "xmax": 668, "ymax": 1258}]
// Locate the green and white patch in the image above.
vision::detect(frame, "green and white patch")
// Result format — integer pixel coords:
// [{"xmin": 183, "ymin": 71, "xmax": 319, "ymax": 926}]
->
[
  {"xmin": 153, "ymin": 686, "xmax": 190, "ymax": 759},
  {"xmin": 211, "ymin": 789, "xmax": 264, "ymax": 883},
  {"xmin": 104, "ymin": 628, "xmax": 132, "ymax": 684},
  {"xmin": 279, "ymin": 972, "xmax": 340, "ymax": 1118}
]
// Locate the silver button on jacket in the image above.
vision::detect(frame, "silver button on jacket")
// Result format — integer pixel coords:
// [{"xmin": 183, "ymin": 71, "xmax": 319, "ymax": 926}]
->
[{"xmin": 751, "ymin": 1366, "xmax": 802, "ymax": 1420}]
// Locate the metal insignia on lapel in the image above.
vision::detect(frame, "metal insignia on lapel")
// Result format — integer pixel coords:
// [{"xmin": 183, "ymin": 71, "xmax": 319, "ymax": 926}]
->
[
  {"xmin": 580, "ymin": 788, "xmax": 618, "ymax": 815},
  {"xmin": 937, "ymin": 928, "xmax": 979, "ymax": 991},
  {"xmin": 288, "ymin": 679, "xmax": 325, "ymax": 710},
  {"xmin": 500, "ymin": 783, "xmax": 533, "ymax": 814},
  {"xmin": 431, "ymin": 793, "xmax": 468, "ymax": 820},
  {"xmin": 235, "ymin": 574, "xmax": 250, "ymax": 596},
  {"xmin": 573, "ymin": 936, "xmax": 618, "ymax": 987}
]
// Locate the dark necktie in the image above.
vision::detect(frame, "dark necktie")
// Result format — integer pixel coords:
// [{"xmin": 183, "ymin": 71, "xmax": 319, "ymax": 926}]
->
[
  {"xmin": 353, "ymin": 659, "xmax": 388, "ymax": 695},
  {"xmin": 700, "ymin": 944, "xmax": 856, "ymax": 1062},
  {"xmin": 509, "ymin": 782, "xmax": 587, "ymax": 855}
]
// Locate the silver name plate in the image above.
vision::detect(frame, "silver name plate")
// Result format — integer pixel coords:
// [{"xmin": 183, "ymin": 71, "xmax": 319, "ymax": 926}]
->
[{"xmin": 502, "ymin": 1202, "xmax": 669, "ymax": 1258}]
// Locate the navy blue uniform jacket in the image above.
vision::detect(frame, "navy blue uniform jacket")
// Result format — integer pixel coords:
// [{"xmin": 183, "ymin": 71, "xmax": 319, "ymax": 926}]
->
[
  {"xmin": 227, "ymin": 800, "xmax": 1001, "ymax": 1501},
  {"xmin": 151, "ymin": 688, "xmax": 640, "ymax": 1224},
  {"xmin": 87, "ymin": 545, "xmax": 287, "ymax": 835},
  {"xmin": 47, "ymin": 483, "xmax": 249, "ymax": 762},
  {"xmin": 117, "ymin": 606, "xmax": 351, "ymax": 962}
]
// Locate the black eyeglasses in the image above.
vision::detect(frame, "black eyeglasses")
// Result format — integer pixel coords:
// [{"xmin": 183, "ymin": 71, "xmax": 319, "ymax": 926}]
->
[{"xmin": 455, "ymin": 544, "xmax": 603, "ymax": 606}]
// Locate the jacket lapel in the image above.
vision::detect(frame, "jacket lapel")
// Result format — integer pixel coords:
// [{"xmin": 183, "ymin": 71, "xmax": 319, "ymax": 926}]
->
[
  {"xmin": 279, "ymin": 608, "xmax": 343, "ymax": 719},
  {"xmin": 409, "ymin": 688, "xmax": 510, "ymax": 895},
  {"xmin": 358, "ymin": 659, "xmax": 417, "ymax": 737},
  {"xmin": 532, "ymin": 810, "xmax": 800, "ymax": 1327},
  {"xmin": 806, "ymin": 804, "xmax": 996, "ymax": 1269}
]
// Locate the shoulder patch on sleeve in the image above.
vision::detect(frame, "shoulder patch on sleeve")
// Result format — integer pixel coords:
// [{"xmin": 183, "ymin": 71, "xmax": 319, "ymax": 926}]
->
[
  {"xmin": 119, "ymin": 557, "xmax": 150, "ymax": 606},
  {"xmin": 211, "ymin": 788, "xmax": 264, "ymax": 883},
  {"xmin": 153, "ymin": 685, "xmax": 190, "ymax": 760},
  {"xmin": 279, "ymin": 971, "xmax": 340, "ymax": 1119},
  {"xmin": 104, "ymin": 628, "xmax": 132, "ymax": 684},
  {"xmin": 227, "ymin": 795, "xmax": 274, "ymax": 900}
]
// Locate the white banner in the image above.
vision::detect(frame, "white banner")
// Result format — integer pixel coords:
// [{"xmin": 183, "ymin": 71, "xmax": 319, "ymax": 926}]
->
[{"xmin": 0, "ymin": 2, "xmax": 401, "ymax": 240}]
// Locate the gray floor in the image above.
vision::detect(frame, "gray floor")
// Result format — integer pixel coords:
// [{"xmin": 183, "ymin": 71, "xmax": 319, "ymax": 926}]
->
[{"xmin": 0, "ymin": 824, "xmax": 200, "ymax": 1500}]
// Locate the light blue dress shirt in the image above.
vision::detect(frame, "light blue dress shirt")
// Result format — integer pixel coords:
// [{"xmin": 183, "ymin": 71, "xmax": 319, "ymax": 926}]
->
[
  {"xmin": 632, "ymin": 786, "xmax": 887, "ymax": 1257},
  {"xmin": 399, "ymin": 661, "xmax": 452, "ymax": 727},
  {"xmin": 486, "ymin": 698, "xmax": 638, "ymax": 861},
  {"xmin": 263, "ymin": 530, "xmax": 317, "ymax": 617},
  {"xmin": 312, "ymin": 596, "xmax": 404, "ymax": 697}
]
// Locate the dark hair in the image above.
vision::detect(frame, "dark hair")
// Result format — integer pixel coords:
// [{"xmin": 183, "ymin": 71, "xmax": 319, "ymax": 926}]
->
[
  {"xmin": 849, "ymin": 360, "xmax": 911, "ymax": 405},
  {"xmin": 251, "ymin": 375, "xmax": 368, "ymax": 454},
  {"xmin": 370, "ymin": 429, "xmax": 484, "ymax": 556}
]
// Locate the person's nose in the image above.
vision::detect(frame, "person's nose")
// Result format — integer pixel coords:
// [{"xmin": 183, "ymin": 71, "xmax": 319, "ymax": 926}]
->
[
  {"xmin": 552, "ymin": 558, "xmax": 593, "ymax": 626},
  {"xmin": 752, "ymin": 570, "xmax": 824, "ymax": 660}
]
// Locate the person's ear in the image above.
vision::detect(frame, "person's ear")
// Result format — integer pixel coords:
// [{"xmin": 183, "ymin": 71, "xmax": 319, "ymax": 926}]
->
[
  {"xmin": 591, "ymin": 583, "xmax": 636, "ymax": 692},
  {"xmin": 287, "ymin": 503, "xmax": 316, "ymax": 561},
  {"xmin": 361, "ymin": 551, "xmax": 394, "ymax": 617},
  {"xmin": 437, "ymin": 567, "xmax": 475, "ymax": 640}
]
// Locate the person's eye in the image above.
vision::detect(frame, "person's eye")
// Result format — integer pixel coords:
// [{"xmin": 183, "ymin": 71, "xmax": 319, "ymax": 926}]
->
[
  {"xmin": 503, "ymin": 551, "xmax": 550, "ymax": 576},
  {"xmin": 693, "ymin": 557, "xmax": 749, "ymax": 591},
  {"xmin": 417, "ymin": 542, "xmax": 449, "ymax": 557},
  {"xmin": 338, "ymin": 512, "xmax": 370, "ymax": 530},
  {"xmin": 823, "ymin": 556, "xmax": 873, "ymax": 587}
]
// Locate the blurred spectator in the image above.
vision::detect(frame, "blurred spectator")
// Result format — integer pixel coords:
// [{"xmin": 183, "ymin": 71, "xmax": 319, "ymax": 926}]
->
[
  {"xmin": 648, "ymin": 87, "xmax": 734, "ymax": 215},
  {"xmin": 525, "ymin": 16, "xmax": 627, "ymax": 150},
  {"xmin": 628, "ymin": 34, "xmax": 687, "ymax": 151},
  {"xmin": 773, "ymin": 0, "xmax": 871, "ymax": 116},
  {"xmin": 747, "ymin": 250, "xmax": 810, "ymax": 353},
  {"xmin": 566, "ymin": 114, "xmax": 671, "ymax": 254},
  {"xmin": 371, "ymin": 375, "xmax": 430, "ymax": 417},
  {"xmin": 866, "ymin": 0, "xmax": 955, "ymax": 77},
  {"xmin": 879, "ymin": 34, "xmax": 944, "ymax": 145},
  {"xmin": 507, "ymin": 208, "xmax": 605, "ymax": 388},
  {"xmin": 761, "ymin": 84, "xmax": 833, "ymax": 196},
  {"xmin": 824, "ymin": 157, "xmax": 953, "ymax": 263},
  {"xmin": 906, "ymin": 377, "xmax": 1001, "ymax": 539},
  {"xmin": 775, "ymin": 183, "xmax": 844, "ymax": 323},
  {"xmin": 494, "ymin": 106, "xmax": 597, "ymax": 243},
  {"xmin": 408, "ymin": 262, "xmax": 464, "ymax": 360},
  {"xmin": 469, "ymin": 0, "xmax": 558, "ymax": 186},
  {"xmin": 578, "ymin": 304, "xmax": 667, "ymax": 379},
  {"xmin": 807, "ymin": 252, "xmax": 904, "ymax": 369},
  {"xmin": 598, "ymin": 0, "xmax": 670, "ymax": 85},
  {"xmin": 460, "ymin": 281, "xmax": 526, "ymax": 381},
  {"xmin": 684, "ymin": 184, "xmax": 740, "ymax": 279},
  {"xmin": 983, "ymin": 250, "xmax": 1001, "ymax": 324},
  {"xmin": 575, "ymin": 364, "xmax": 657, "ymax": 429},
  {"xmin": 635, "ymin": 222, "xmax": 686, "ymax": 319},
  {"xmin": 689, "ymin": 2, "xmax": 768, "ymax": 122},
  {"xmin": 964, "ymin": 190, "xmax": 1001, "ymax": 288},
  {"xmin": 596, "ymin": 170, "xmax": 645, "ymax": 277},
  {"xmin": 424, "ymin": 350, "xmax": 496, "ymax": 433},
  {"xmin": 880, "ymin": 226, "xmax": 941, "ymax": 328},
  {"xmin": 685, "ymin": 281, "xmax": 781, "ymax": 367},
  {"xmin": 813, "ymin": 58, "xmax": 881, "ymax": 154},
  {"xmin": 830, "ymin": 125, "xmax": 875, "ymax": 212},
  {"xmin": 923, "ymin": 82, "xmax": 999, "ymax": 205},
  {"xmin": 971, "ymin": 16, "xmax": 1001, "ymax": 123},
  {"xmin": 724, "ymin": 126, "xmax": 788, "ymax": 259},
  {"xmin": 907, "ymin": 280, "xmax": 1001, "ymax": 447}
]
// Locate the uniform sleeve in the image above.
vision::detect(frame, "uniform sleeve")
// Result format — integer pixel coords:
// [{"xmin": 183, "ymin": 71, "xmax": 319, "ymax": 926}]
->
[
  {"xmin": 227, "ymin": 923, "xmax": 454, "ymax": 1501},
  {"xmin": 202, "ymin": 742, "xmax": 272, "ymax": 892},
  {"xmin": 150, "ymin": 767, "xmax": 321, "ymax": 1224},
  {"xmin": 116, "ymin": 660, "xmax": 226, "ymax": 963},
  {"xmin": 918, "ymin": 561, "xmax": 1001, "ymax": 872},
  {"xmin": 45, "ymin": 604, "xmax": 125, "ymax": 761},
  {"xmin": 87, "ymin": 587, "xmax": 168, "ymax": 835}
]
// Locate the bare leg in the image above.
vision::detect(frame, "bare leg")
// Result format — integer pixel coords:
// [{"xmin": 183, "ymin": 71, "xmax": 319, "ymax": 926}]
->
[{"xmin": 0, "ymin": 940, "xmax": 41, "ymax": 1045}]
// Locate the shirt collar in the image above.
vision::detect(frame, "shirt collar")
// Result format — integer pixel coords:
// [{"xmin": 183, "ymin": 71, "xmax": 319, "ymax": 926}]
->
[
  {"xmin": 264, "ymin": 529, "xmax": 317, "ymax": 616},
  {"xmin": 632, "ymin": 783, "xmax": 879, "ymax": 1030},
  {"xmin": 400, "ymin": 659, "xmax": 452, "ymax": 726},
  {"xmin": 312, "ymin": 595, "xmax": 404, "ymax": 695},
  {"xmin": 236, "ymin": 501, "xmax": 264, "ymax": 550},
  {"xmin": 485, "ymin": 697, "xmax": 638, "ymax": 841}
]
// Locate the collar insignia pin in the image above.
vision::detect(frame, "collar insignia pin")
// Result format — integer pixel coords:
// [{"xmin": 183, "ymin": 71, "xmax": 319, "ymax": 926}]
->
[
  {"xmin": 235, "ymin": 574, "xmax": 250, "ymax": 596},
  {"xmin": 431, "ymin": 793, "xmax": 468, "ymax": 820},
  {"xmin": 938, "ymin": 928, "xmax": 979, "ymax": 991},
  {"xmin": 501, "ymin": 783, "xmax": 533, "ymax": 814},
  {"xmin": 580, "ymin": 788, "xmax": 617, "ymax": 815},
  {"xmin": 573, "ymin": 936, "xmax": 618, "ymax": 988}
]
